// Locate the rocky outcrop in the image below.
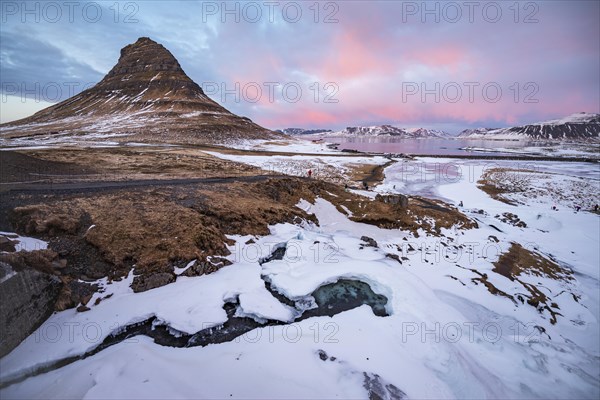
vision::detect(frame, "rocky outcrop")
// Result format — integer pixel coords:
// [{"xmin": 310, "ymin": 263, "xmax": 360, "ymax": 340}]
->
[
  {"xmin": 0, "ymin": 236, "xmax": 17, "ymax": 252},
  {"xmin": 0, "ymin": 263, "xmax": 62, "ymax": 357},
  {"xmin": 131, "ymin": 272, "xmax": 175, "ymax": 293},
  {"xmin": 376, "ymin": 194, "xmax": 409, "ymax": 208},
  {"xmin": 181, "ymin": 258, "xmax": 231, "ymax": 277},
  {"xmin": 360, "ymin": 236, "xmax": 378, "ymax": 248}
]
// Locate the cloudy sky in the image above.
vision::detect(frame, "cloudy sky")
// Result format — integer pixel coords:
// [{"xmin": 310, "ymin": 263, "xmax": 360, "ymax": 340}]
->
[{"xmin": 1, "ymin": 0, "xmax": 598, "ymax": 132}]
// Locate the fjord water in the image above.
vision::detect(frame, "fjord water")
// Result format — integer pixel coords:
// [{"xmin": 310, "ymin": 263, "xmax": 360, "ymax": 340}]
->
[{"xmin": 318, "ymin": 137, "xmax": 543, "ymax": 155}]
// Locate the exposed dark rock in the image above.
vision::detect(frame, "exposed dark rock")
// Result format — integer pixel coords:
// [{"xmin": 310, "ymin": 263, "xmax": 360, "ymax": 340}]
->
[
  {"xmin": 0, "ymin": 262, "xmax": 13, "ymax": 282},
  {"xmin": 258, "ymin": 243, "xmax": 287, "ymax": 265},
  {"xmin": 318, "ymin": 349, "xmax": 329, "ymax": 361},
  {"xmin": 363, "ymin": 372, "xmax": 408, "ymax": 400},
  {"xmin": 496, "ymin": 212, "xmax": 527, "ymax": 228},
  {"xmin": 51, "ymin": 259, "xmax": 68, "ymax": 270},
  {"xmin": 0, "ymin": 263, "xmax": 62, "ymax": 357},
  {"xmin": 375, "ymin": 194, "xmax": 409, "ymax": 209},
  {"xmin": 361, "ymin": 236, "xmax": 378, "ymax": 248},
  {"xmin": 180, "ymin": 258, "xmax": 230, "ymax": 278},
  {"xmin": 299, "ymin": 279, "xmax": 389, "ymax": 319},
  {"xmin": 50, "ymin": 235, "xmax": 116, "ymax": 280},
  {"xmin": 131, "ymin": 272, "xmax": 175, "ymax": 293},
  {"xmin": 489, "ymin": 224, "xmax": 504, "ymax": 233},
  {"xmin": 0, "ymin": 236, "xmax": 17, "ymax": 252},
  {"xmin": 54, "ymin": 279, "xmax": 99, "ymax": 311},
  {"xmin": 385, "ymin": 253, "xmax": 402, "ymax": 264}
]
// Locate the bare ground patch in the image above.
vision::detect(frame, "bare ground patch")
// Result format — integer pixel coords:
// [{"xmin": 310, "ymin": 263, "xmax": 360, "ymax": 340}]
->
[
  {"xmin": 456, "ymin": 243, "xmax": 576, "ymax": 325},
  {"xmin": 347, "ymin": 160, "xmax": 396, "ymax": 188},
  {"xmin": 4, "ymin": 147, "xmax": 261, "ymax": 183},
  {"xmin": 319, "ymin": 188, "xmax": 476, "ymax": 236}
]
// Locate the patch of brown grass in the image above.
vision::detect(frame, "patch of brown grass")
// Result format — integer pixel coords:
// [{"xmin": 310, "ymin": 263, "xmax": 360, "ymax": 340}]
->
[
  {"xmin": 493, "ymin": 242, "xmax": 573, "ymax": 282},
  {"xmin": 320, "ymin": 188, "xmax": 477, "ymax": 235},
  {"xmin": 19, "ymin": 147, "xmax": 261, "ymax": 182},
  {"xmin": 0, "ymin": 249, "xmax": 58, "ymax": 275},
  {"xmin": 4, "ymin": 168, "xmax": 479, "ymax": 304},
  {"xmin": 6, "ymin": 178, "xmax": 324, "ymax": 283},
  {"xmin": 11, "ymin": 204, "xmax": 82, "ymax": 236},
  {"xmin": 492, "ymin": 243, "xmax": 573, "ymax": 324},
  {"xmin": 347, "ymin": 160, "xmax": 395, "ymax": 186},
  {"xmin": 454, "ymin": 243, "xmax": 575, "ymax": 324},
  {"xmin": 477, "ymin": 168, "xmax": 534, "ymax": 205}
]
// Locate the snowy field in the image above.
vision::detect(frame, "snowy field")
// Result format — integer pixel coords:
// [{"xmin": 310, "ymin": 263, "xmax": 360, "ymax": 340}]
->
[
  {"xmin": 1, "ymin": 158, "xmax": 599, "ymax": 399},
  {"xmin": 460, "ymin": 145, "xmax": 600, "ymax": 159},
  {"xmin": 0, "ymin": 132, "xmax": 340, "ymax": 155},
  {"xmin": 204, "ymin": 150, "xmax": 389, "ymax": 184},
  {"xmin": 222, "ymin": 138, "xmax": 343, "ymax": 154}
]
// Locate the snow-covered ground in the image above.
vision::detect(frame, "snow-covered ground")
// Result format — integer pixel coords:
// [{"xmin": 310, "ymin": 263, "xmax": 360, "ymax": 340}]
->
[
  {"xmin": 0, "ymin": 232, "xmax": 48, "ymax": 252},
  {"xmin": 461, "ymin": 145, "xmax": 600, "ymax": 159},
  {"xmin": 223, "ymin": 138, "xmax": 343, "ymax": 154},
  {"xmin": 1, "ymin": 158, "xmax": 599, "ymax": 399},
  {"xmin": 0, "ymin": 131, "xmax": 340, "ymax": 155},
  {"xmin": 204, "ymin": 151, "xmax": 389, "ymax": 183}
]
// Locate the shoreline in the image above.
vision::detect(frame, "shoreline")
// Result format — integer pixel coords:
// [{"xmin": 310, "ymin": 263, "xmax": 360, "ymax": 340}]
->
[{"xmin": 342, "ymin": 149, "xmax": 599, "ymax": 163}]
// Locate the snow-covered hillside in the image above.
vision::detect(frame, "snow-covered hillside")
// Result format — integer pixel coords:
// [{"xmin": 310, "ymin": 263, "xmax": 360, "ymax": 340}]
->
[
  {"xmin": 459, "ymin": 113, "xmax": 600, "ymax": 141},
  {"xmin": 324, "ymin": 125, "xmax": 449, "ymax": 138},
  {"xmin": 278, "ymin": 128, "xmax": 333, "ymax": 136}
]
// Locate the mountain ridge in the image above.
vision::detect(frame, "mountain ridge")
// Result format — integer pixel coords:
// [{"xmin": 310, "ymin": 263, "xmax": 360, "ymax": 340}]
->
[
  {"xmin": 277, "ymin": 128, "xmax": 333, "ymax": 136},
  {"xmin": 1, "ymin": 37, "xmax": 278, "ymax": 145},
  {"xmin": 458, "ymin": 112, "xmax": 600, "ymax": 141},
  {"xmin": 320, "ymin": 125, "xmax": 450, "ymax": 138}
]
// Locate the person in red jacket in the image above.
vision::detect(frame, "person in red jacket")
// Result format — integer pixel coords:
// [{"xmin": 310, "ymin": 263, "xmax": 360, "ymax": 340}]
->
[{"xmin": 308, "ymin": 169, "xmax": 312, "ymax": 178}]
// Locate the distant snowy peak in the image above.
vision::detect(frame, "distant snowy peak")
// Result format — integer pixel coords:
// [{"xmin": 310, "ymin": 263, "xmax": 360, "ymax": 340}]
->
[
  {"xmin": 278, "ymin": 128, "xmax": 333, "ymax": 135},
  {"xmin": 458, "ymin": 127, "xmax": 498, "ymax": 136},
  {"xmin": 329, "ymin": 125, "xmax": 449, "ymax": 138},
  {"xmin": 405, "ymin": 128, "xmax": 450, "ymax": 138},
  {"xmin": 537, "ymin": 112, "xmax": 600, "ymax": 126},
  {"xmin": 334, "ymin": 125, "xmax": 404, "ymax": 136},
  {"xmin": 458, "ymin": 113, "xmax": 600, "ymax": 141}
]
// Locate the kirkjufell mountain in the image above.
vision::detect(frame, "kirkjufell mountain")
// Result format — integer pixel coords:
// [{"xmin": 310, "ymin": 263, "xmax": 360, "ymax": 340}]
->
[{"xmin": 0, "ymin": 37, "xmax": 278, "ymax": 144}]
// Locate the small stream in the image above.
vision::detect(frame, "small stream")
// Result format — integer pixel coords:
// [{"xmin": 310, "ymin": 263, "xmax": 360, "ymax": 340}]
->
[
  {"xmin": 1, "ymin": 243, "xmax": 390, "ymax": 388},
  {"xmin": 299, "ymin": 279, "xmax": 389, "ymax": 320}
]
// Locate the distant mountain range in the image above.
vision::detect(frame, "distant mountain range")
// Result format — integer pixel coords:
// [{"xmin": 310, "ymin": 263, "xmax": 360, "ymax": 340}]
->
[
  {"xmin": 279, "ymin": 125, "xmax": 450, "ymax": 138},
  {"xmin": 458, "ymin": 113, "xmax": 600, "ymax": 141},
  {"xmin": 280, "ymin": 113, "xmax": 600, "ymax": 142},
  {"xmin": 276, "ymin": 128, "xmax": 333, "ymax": 135}
]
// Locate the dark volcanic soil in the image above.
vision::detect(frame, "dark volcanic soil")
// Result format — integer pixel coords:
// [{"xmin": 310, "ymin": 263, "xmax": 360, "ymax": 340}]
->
[{"xmin": 0, "ymin": 151, "xmax": 97, "ymax": 184}]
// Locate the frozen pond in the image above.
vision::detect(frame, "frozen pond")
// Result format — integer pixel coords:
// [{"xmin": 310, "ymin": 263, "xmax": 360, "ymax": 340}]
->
[
  {"xmin": 306, "ymin": 136, "xmax": 599, "ymax": 158},
  {"xmin": 378, "ymin": 157, "xmax": 600, "ymax": 201}
]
